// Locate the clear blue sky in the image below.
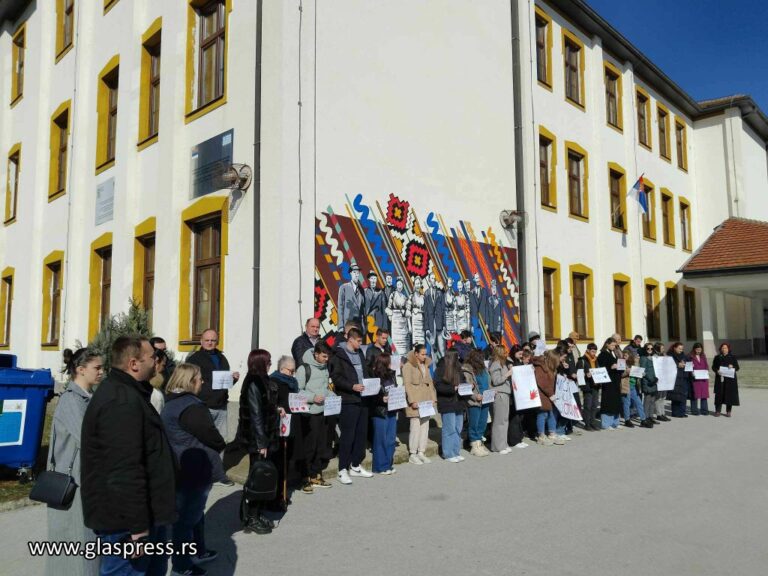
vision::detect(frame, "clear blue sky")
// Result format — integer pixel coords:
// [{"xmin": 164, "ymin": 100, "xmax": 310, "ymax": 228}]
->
[{"xmin": 584, "ymin": 0, "xmax": 768, "ymax": 112}]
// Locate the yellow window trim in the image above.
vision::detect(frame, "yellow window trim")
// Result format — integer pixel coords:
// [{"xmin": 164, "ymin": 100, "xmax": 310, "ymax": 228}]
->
[
  {"xmin": 542, "ymin": 257, "xmax": 561, "ymax": 343},
  {"xmin": 644, "ymin": 277, "xmax": 660, "ymax": 338},
  {"xmin": 0, "ymin": 267, "xmax": 14, "ymax": 349},
  {"xmin": 538, "ymin": 125, "xmax": 558, "ymax": 211},
  {"xmin": 636, "ymin": 86, "xmax": 652, "ymax": 151},
  {"xmin": 132, "ymin": 216, "xmax": 156, "ymax": 306},
  {"xmin": 664, "ymin": 281, "xmax": 680, "ymax": 339},
  {"xmin": 569, "ymin": 263, "xmax": 594, "ymax": 340},
  {"xmin": 138, "ymin": 17, "xmax": 162, "ymax": 149},
  {"xmin": 104, "ymin": 0, "xmax": 120, "ymax": 14},
  {"xmin": 561, "ymin": 28, "xmax": 586, "ymax": 111},
  {"xmin": 607, "ymin": 162, "xmax": 627, "ymax": 233},
  {"xmin": 10, "ymin": 23, "xmax": 26, "ymax": 107},
  {"xmin": 657, "ymin": 102, "xmax": 672, "ymax": 162},
  {"xmin": 641, "ymin": 176, "xmax": 657, "ymax": 242},
  {"xmin": 603, "ymin": 60, "xmax": 623, "ymax": 132},
  {"xmin": 564, "ymin": 140, "xmax": 589, "ymax": 222},
  {"xmin": 95, "ymin": 54, "xmax": 120, "ymax": 174},
  {"xmin": 660, "ymin": 187, "xmax": 676, "ymax": 247},
  {"xmin": 184, "ymin": 0, "xmax": 232, "ymax": 125},
  {"xmin": 55, "ymin": 0, "xmax": 74, "ymax": 61},
  {"xmin": 87, "ymin": 232, "xmax": 113, "ymax": 341},
  {"xmin": 41, "ymin": 250, "xmax": 65, "ymax": 349},
  {"xmin": 48, "ymin": 100, "xmax": 72, "ymax": 201},
  {"xmin": 612, "ymin": 272, "xmax": 632, "ymax": 339},
  {"xmin": 683, "ymin": 286, "xmax": 697, "ymax": 339},
  {"xmin": 674, "ymin": 115, "xmax": 689, "ymax": 172},
  {"xmin": 178, "ymin": 195, "xmax": 229, "ymax": 351},
  {"xmin": 679, "ymin": 196, "xmax": 692, "ymax": 253},
  {"xmin": 5, "ymin": 143, "xmax": 21, "ymax": 225},
  {"xmin": 534, "ymin": 5, "xmax": 553, "ymax": 90}
]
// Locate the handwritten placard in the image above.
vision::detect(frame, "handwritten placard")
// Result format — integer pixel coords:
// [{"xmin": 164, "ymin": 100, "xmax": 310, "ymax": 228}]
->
[
  {"xmin": 387, "ymin": 387, "xmax": 407, "ymax": 411},
  {"xmin": 482, "ymin": 389, "xmax": 496, "ymax": 405},
  {"xmin": 323, "ymin": 395, "xmax": 341, "ymax": 416},
  {"xmin": 511, "ymin": 365, "xmax": 541, "ymax": 410},
  {"xmin": 280, "ymin": 414, "xmax": 291, "ymax": 437},
  {"xmin": 629, "ymin": 366, "xmax": 645, "ymax": 379},
  {"xmin": 288, "ymin": 393, "xmax": 309, "ymax": 413},
  {"xmin": 417, "ymin": 400, "xmax": 435, "ymax": 418},
  {"xmin": 555, "ymin": 375, "xmax": 582, "ymax": 421},
  {"xmin": 361, "ymin": 378, "xmax": 381, "ymax": 397},
  {"xmin": 693, "ymin": 369, "xmax": 709, "ymax": 381},
  {"xmin": 652, "ymin": 356, "xmax": 677, "ymax": 391},
  {"xmin": 591, "ymin": 367, "xmax": 611, "ymax": 384},
  {"xmin": 684, "ymin": 362, "xmax": 694, "ymax": 372},
  {"xmin": 458, "ymin": 383, "xmax": 473, "ymax": 397},
  {"xmin": 718, "ymin": 366, "xmax": 736, "ymax": 379},
  {"xmin": 390, "ymin": 354, "xmax": 402, "ymax": 371},
  {"xmin": 616, "ymin": 359, "xmax": 627, "ymax": 371},
  {"xmin": 211, "ymin": 370, "xmax": 234, "ymax": 390}
]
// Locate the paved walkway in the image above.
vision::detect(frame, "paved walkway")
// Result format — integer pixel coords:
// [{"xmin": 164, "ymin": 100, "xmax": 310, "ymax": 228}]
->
[{"xmin": 3, "ymin": 388, "xmax": 768, "ymax": 575}]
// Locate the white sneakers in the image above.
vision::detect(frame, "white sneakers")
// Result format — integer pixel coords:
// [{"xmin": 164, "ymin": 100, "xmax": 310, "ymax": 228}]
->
[
  {"xmin": 499, "ymin": 447, "xmax": 513, "ymax": 455},
  {"xmin": 409, "ymin": 454, "xmax": 423, "ymax": 465},
  {"xmin": 349, "ymin": 465, "xmax": 373, "ymax": 478},
  {"xmin": 446, "ymin": 456, "xmax": 461, "ymax": 463},
  {"xmin": 338, "ymin": 470, "xmax": 352, "ymax": 485},
  {"xmin": 417, "ymin": 453, "xmax": 431, "ymax": 464},
  {"xmin": 515, "ymin": 442, "xmax": 529, "ymax": 449}
]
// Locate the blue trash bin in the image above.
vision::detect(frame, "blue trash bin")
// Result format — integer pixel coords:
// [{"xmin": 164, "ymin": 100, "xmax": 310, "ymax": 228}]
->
[{"xmin": 0, "ymin": 365, "xmax": 55, "ymax": 482}]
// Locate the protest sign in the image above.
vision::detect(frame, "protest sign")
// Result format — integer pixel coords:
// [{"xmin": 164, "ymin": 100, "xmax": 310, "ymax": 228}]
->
[
  {"xmin": 280, "ymin": 414, "xmax": 291, "ymax": 437},
  {"xmin": 591, "ymin": 367, "xmax": 611, "ymax": 384},
  {"xmin": 323, "ymin": 395, "xmax": 342, "ymax": 416},
  {"xmin": 458, "ymin": 383, "xmax": 473, "ymax": 397},
  {"xmin": 653, "ymin": 356, "xmax": 677, "ymax": 391},
  {"xmin": 693, "ymin": 370, "xmax": 709, "ymax": 381},
  {"xmin": 629, "ymin": 366, "xmax": 645, "ymax": 379},
  {"xmin": 288, "ymin": 393, "xmax": 309, "ymax": 413},
  {"xmin": 482, "ymin": 389, "xmax": 496, "ymax": 405},
  {"xmin": 211, "ymin": 370, "xmax": 234, "ymax": 390},
  {"xmin": 361, "ymin": 378, "xmax": 381, "ymax": 396},
  {"xmin": 684, "ymin": 362, "xmax": 694, "ymax": 372},
  {"xmin": 418, "ymin": 401, "xmax": 436, "ymax": 418},
  {"xmin": 511, "ymin": 365, "xmax": 541, "ymax": 410},
  {"xmin": 390, "ymin": 354, "xmax": 402, "ymax": 372},
  {"xmin": 616, "ymin": 359, "xmax": 627, "ymax": 371},
  {"xmin": 554, "ymin": 375, "xmax": 582, "ymax": 421},
  {"xmin": 576, "ymin": 368, "xmax": 586, "ymax": 387},
  {"xmin": 718, "ymin": 366, "xmax": 736, "ymax": 379},
  {"xmin": 387, "ymin": 387, "xmax": 408, "ymax": 411}
]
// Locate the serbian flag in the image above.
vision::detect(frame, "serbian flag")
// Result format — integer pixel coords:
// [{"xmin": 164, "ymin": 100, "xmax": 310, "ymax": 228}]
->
[{"xmin": 627, "ymin": 174, "xmax": 649, "ymax": 214}]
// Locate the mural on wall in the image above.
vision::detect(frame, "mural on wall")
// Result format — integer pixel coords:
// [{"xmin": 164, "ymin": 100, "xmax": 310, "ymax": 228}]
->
[{"xmin": 314, "ymin": 193, "xmax": 521, "ymax": 359}]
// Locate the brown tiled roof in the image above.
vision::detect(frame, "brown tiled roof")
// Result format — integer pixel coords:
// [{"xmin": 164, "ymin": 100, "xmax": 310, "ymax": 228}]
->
[{"xmin": 679, "ymin": 217, "xmax": 768, "ymax": 274}]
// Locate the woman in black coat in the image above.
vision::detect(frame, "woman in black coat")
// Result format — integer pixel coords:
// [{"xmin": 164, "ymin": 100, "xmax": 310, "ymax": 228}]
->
[
  {"xmin": 434, "ymin": 349, "xmax": 468, "ymax": 462},
  {"xmin": 667, "ymin": 342, "xmax": 691, "ymax": 418},
  {"xmin": 712, "ymin": 343, "xmax": 740, "ymax": 417},
  {"xmin": 597, "ymin": 338, "xmax": 622, "ymax": 430}
]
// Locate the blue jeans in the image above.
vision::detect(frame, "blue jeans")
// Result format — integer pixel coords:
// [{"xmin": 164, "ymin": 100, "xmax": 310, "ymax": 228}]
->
[
  {"xmin": 441, "ymin": 411, "xmax": 464, "ymax": 458},
  {"xmin": 622, "ymin": 388, "xmax": 646, "ymax": 421},
  {"xmin": 467, "ymin": 405, "xmax": 490, "ymax": 442},
  {"xmin": 601, "ymin": 413, "xmax": 620, "ymax": 428},
  {"xmin": 172, "ymin": 486, "xmax": 211, "ymax": 570},
  {"xmin": 690, "ymin": 398, "xmax": 708, "ymax": 415},
  {"xmin": 552, "ymin": 406, "xmax": 567, "ymax": 435},
  {"xmin": 371, "ymin": 413, "xmax": 398, "ymax": 472},
  {"xmin": 98, "ymin": 526, "xmax": 168, "ymax": 576},
  {"xmin": 536, "ymin": 410, "xmax": 556, "ymax": 436}
]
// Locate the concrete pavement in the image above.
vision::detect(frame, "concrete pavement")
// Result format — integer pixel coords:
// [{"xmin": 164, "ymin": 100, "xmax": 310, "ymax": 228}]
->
[{"xmin": 3, "ymin": 388, "xmax": 768, "ymax": 576}]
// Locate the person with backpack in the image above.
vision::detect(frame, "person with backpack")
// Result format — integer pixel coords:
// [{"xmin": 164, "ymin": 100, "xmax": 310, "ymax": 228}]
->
[{"xmin": 295, "ymin": 342, "xmax": 335, "ymax": 490}]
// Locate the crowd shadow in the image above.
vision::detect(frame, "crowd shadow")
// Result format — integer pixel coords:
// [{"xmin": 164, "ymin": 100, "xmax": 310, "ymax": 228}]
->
[{"xmin": 204, "ymin": 491, "xmax": 242, "ymax": 576}]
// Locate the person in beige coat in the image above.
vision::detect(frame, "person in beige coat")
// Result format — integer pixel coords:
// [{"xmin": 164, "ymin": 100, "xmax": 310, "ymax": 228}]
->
[{"xmin": 403, "ymin": 344, "xmax": 437, "ymax": 464}]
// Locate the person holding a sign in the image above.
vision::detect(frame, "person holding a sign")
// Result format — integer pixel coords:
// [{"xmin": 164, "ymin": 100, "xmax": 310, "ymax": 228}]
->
[
  {"xmin": 402, "ymin": 344, "xmax": 437, "ymax": 465},
  {"xmin": 621, "ymin": 351, "xmax": 651, "ymax": 428},
  {"xmin": 639, "ymin": 343, "xmax": 659, "ymax": 425},
  {"xmin": 295, "ymin": 342, "xmax": 335, "ymax": 490},
  {"xmin": 667, "ymin": 343, "xmax": 692, "ymax": 418},
  {"xmin": 369, "ymin": 354, "xmax": 400, "ymax": 474},
  {"xmin": 463, "ymin": 350, "xmax": 491, "ymax": 457},
  {"xmin": 576, "ymin": 343, "xmax": 601, "ymax": 430},
  {"xmin": 597, "ymin": 339, "xmax": 623, "ymax": 430},
  {"xmin": 689, "ymin": 343, "xmax": 710, "ymax": 416},
  {"xmin": 531, "ymin": 351, "xmax": 564, "ymax": 445},
  {"xmin": 270, "ymin": 357, "xmax": 309, "ymax": 495},
  {"xmin": 651, "ymin": 342, "xmax": 671, "ymax": 421},
  {"xmin": 712, "ymin": 343, "xmax": 740, "ymax": 417},
  {"xmin": 488, "ymin": 347, "xmax": 515, "ymax": 454},
  {"xmin": 434, "ymin": 349, "xmax": 469, "ymax": 461}
]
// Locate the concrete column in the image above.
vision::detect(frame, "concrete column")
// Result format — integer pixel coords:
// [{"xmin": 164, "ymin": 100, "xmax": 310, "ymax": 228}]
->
[
  {"xmin": 714, "ymin": 290, "xmax": 727, "ymax": 347},
  {"xmin": 700, "ymin": 287, "xmax": 716, "ymax": 359},
  {"xmin": 751, "ymin": 297, "xmax": 766, "ymax": 355}
]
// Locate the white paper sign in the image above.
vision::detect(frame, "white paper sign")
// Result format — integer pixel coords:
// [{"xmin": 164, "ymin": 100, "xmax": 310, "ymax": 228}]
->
[
  {"xmin": 534, "ymin": 339, "xmax": 547, "ymax": 356},
  {"xmin": 511, "ymin": 365, "xmax": 541, "ymax": 410},
  {"xmin": 718, "ymin": 366, "xmax": 736, "ymax": 379},
  {"xmin": 361, "ymin": 378, "xmax": 381, "ymax": 396},
  {"xmin": 616, "ymin": 359, "xmax": 627, "ymax": 371},
  {"xmin": 390, "ymin": 354, "xmax": 402, "ymax": 371},
  {"xmin": 458, "ymin": 383, "xmax": 473, "ymax": 397},
  {"xmin": 387, "ymin": 387, "xmax": 408, "ymax": 411},
  {"xmin": 652, "ymin": 356, "xmax": 677, "ymax": 391},
  {"xmin": 693, "ymin": 370, "xmax": 709, "ymax": 381},
  {"xmin": 568, "ymin": 379, "xmax": 580, "ymax": 394},
  {"xmin": 288, "ymin": 393, "xmax": 309, "ymax": 413},
  {"xmin": 630, "ymin": 366, "xmax": 645, "ymax": 379},
  {"xmin": 554, "ymin": 375, "xmax": 582, "ymax": 421},
  {"xmin": 323, "ymin": 395, "xmax": 342, "ymax": 416},
  {"xmin": 591, "ymin": 367, "xmax": 611, "ymax": 384},
  {"xmin": 576, "ymin": 368, "xmax": 586, "ymax": 387},
  {"xmin": 211, "ymin": 370, "xmax": 234, "ymax": 390},
  {"xmin": 417, "ymin": 400, "xmax": 436, "ymax": 418},
  {"xmin": 482, "ymin": 389, "xmax": 496, "ymax": 404},
  {"xmin": 684, "ymin": 362, "xmax": 694, "ymax": 372},
  {"xmin": 279, "ymin": 414, "xmax": 291, "ymax": 437}
]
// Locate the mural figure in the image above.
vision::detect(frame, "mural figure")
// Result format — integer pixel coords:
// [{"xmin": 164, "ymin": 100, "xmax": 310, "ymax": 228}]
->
[
  {"xmin": 364, "ymin": 270, "xmax": 387, "ymax": 336},
  {"xmin": 455, "ymin": 279, "xmax": 470, "ymax": 333},
  {"xmin": 386, "ymin": 278, "xmax": 410, "ymax": 353},
  {"xmin": 469, "ymin": 272, "xmax": 488, "ymax": 329},
  {"xmin": 382, "ymin": 272, "xmax": 395, "ymax": 331},
  {"xmin": 337, "ymin": 263, "xmax": 365, "ymax": 329},
  {"xmin": 423, "ymin": 272, "xmax": 446, "ymax": 359},
  {"xmin": 487, "ymin": 279, "xmax": 503, "ymax": 335},
  {"xmin": 407, "ymin": 277, "xmax": 426, "ymax": 346},
  {"xmin": 444, "ymin": 277, "xmax": 457, "ymax": 334}
]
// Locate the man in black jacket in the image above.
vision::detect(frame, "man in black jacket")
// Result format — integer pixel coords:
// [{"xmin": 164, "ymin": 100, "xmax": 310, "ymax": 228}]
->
[
  {"xmin": 81, "ymin": 336, "xmax": 176, "ymax": 574},
  {"xmin": 291, "ymin": 317, "xmax": 321, "ymax": 364}
]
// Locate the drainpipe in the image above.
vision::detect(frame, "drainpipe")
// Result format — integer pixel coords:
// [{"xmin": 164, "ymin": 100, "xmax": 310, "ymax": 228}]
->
[{"xmin": 251, "ymin": 0, "xmax": 263, "ymax": 349}]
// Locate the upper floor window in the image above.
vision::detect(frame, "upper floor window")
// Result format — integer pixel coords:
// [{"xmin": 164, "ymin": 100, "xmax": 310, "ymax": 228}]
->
[
  {"xmin": 637, "ymin": 91, "xmax": 651, "ymax": 148},
  {"xmin": 56, "ymin": 0, "xmax": 75, "ymax": 59},
  {"xmin": 96, "ymin": 57, "xmax": 120, "ymax": 172},
  {"xmin": 604, "ymin": 65, "xmax": 622, "ymax": 129},
  {"xmin": 609, "ymin": 169, "xmax": 625, "ymax": 231},
  {"xmin": 199, "ymin": 1, "xmax": 226, "ymax": 107},
  {"xmin": 139, "ymin": 20, "xmax": 162, "ymax": 146},
  {"xmin": 535, "ymin": 10, "xmax": 552, "ymax": 87},
  {"xmin": 540, "ymin": 135, "xmax": 554, "ymax": 208},
  {"xmin": 658, "ymin": 107, "xmax": 670, "ymax": 160},
  {"xmin": 11, "ymin": 26, "xmax": 25, "ymax": 104},
  {"xmin": 5, "ymin": 147, "xmax": 20, "ymax": 224},
  {"xmin": 564, "ymin": 38, "xmax": 582, "ymax": 106},
  {"xmin": 50, "ymin": 103, "xmax": 70, "ymax": 200},
  {"xmin": 567, "ymin": 147, "xmax": 588, "ymax": 219},
  {"xmin": 661, "ymin": 190, "xmax": 675, "ymax": 246},
  {"xmin": 675, "ymin": 120, "xmax": 688, "ymax": 170},
  {"xmin": 680, "ymin": 199, "xmax": 692, "ymax": 251},
  {"xmin": 642, "ymin": 182, "xmax": 656, "ymax": 241},
  {"xmin": 193, "ymin": 217, "xmax": 222, "ymax": 337}
]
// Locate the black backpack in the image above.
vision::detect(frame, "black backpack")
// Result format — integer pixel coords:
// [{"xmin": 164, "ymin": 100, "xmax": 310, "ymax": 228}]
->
[{"xmin": 240, "ymin": 457, "xmax": 279, "ymax": 523}]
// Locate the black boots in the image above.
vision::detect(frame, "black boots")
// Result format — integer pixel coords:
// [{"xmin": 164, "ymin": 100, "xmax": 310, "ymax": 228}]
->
[{"xmin": 640, "ymin": 418, "xmax": 654, "ymax": 429}]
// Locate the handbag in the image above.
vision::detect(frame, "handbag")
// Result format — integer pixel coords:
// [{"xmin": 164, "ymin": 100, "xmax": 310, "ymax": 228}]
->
[{"xmin": 29, "ymin": 426, "xmax": 78, "ymax": 510}]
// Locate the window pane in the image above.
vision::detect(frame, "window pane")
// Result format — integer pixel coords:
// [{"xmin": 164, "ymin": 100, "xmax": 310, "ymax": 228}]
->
[
  {"xmin": 195, "ymin": 267, "xmax": 213, "ymax": 335},
  {"xmin": 543, "ymin": 269, "xmax": 554, "ymax": 339},
  {"xmin": 539, "ymin": 138, "xmax": 550, "ymax": 205},
  {"xmin": 201, "ymin": 44, "xmax": 216, "ymax": 105}
]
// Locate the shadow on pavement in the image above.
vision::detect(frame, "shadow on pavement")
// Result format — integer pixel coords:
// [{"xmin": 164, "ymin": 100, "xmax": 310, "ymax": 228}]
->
[{"xmin": 204, "ymin": 491, "xmax": 242, "ymax": 576}]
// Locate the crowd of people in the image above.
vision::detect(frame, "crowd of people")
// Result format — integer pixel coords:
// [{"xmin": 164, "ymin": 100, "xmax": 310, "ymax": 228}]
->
[{"xmin": 43, "ymin": 322, "xmax": 742, "ymax": 575}]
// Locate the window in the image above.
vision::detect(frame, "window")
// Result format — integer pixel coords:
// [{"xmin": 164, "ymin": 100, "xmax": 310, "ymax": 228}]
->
[
  {"xmin": 563, "ymin": 35, "xmax": 583, "ymax": 106},
  {"xmin": 666, "ymin": 283, "xmax": 680, "ymax": 340},
  {"xmin": 42, "ymin": 251, "xmax": 64, "ymax": 348},
  {"xmin": 186, "ymin": 0, "xmax": 229, "ymax": 122},
  {"xmin": 98, "ymin": 248, "xmax": 112, "ymax": 327},
  {"xmin": 96, "ymin": 56, "xmax": 120, "ymax": 173},
  {"xmin": 675, "ymin": 119, "xmax": 688, "ymax": 170},
  {"xmin": 534, "ymin": 8, "xmax": 552, "ymax": 87},
  {"xmin": 658, "ymin": 105, "xmax": 670, "ymax": 160},
  {"xmin": 684, "ymin": 288, "xmax": 697, "ymax": 340},
  {"xmin": 636, "ymin": 89, "xmax": 651, "ymax": 148},
  {"xmin": 542, "ymin": 258, "xmax": 561, "ymax": 341},
  {"xmin": 645, "ymin": 281, "xmax": 660, "ymax": 340},
  {"xmin": 139, "ymin": 19, "xmax": 162, "ymax": 148},
  {"xmin": 133, "ymin": 217, "xmax": 157, "ymax": 328},
  {"xmin": 49, "ymin": 101, "xmax": 71, "ymax": 200},
  {"xmin": 661, "ymin": 189, "xmax": 675, "ymax": 246},
  {"xmin": 609, "ymin": 166, "xmax": 626, "ymax": 231},
  {"xmin": 540, "ymin": 135, "xmax": 554, "ymax": 208},
  {"xmin": 11, "ymin": 25, "xmax": 25, "ymax": 104},
  {"xmin": 641, "ymin": 179, "xmax": 656, "ymax": 241},
  {"xmin": 88, "ymin": 234, "xmax": 112, "ymax": 340},
  {"xmin": 680, "ymin": 199, "xmax": 692, "ymax": 251},
  {"xmin": 56, "ymin": 0, "xmax": 75, "ymax": 59},
  {"xmin": 0, "ymin": 269, "xmax": 13, "ymax": 348},
  {"xmin": 614, "ymin": 279, "xmax": 629, "ymax": 341},
  {"xmin": 5, "ymin": 145, "xmax": 21, "ymax": 224},
  {"xmin": 566, "ymin": 141, "xmax": 589, "ymax": 220},
  {"xmin": 604, "ymin": 63, "xmax": 623, "ymax": 129},
  {"xmin": 570, "ymin": 264, "xmax": 593, "ymax": 339},
  {"xmin": 142, "ymin": 236, "xmax": 156, "ymax": 329},
  {"xmin": 193, "ymin": 218, "xmax": 221, "ymax": 337}
]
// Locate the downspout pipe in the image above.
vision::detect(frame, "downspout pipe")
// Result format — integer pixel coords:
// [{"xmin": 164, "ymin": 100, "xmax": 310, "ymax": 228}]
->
[{"xmin": 251, "ymin": 0, "xmax": 263, "ymax": 349}]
